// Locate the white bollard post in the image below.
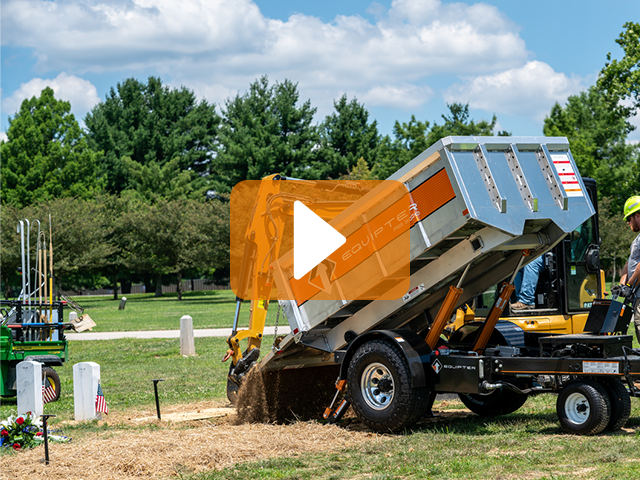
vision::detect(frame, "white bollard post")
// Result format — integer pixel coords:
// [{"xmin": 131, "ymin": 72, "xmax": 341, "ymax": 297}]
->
[
  {"xmin": 73, "ymin": 362, "xmax": 100, "ymax": 421},
  {"xmin": 17, "ymin": 361, "xmax": 43, "ymax": 416},
  {"xmin": 180, "ymin": 315, "xmax": 196, "ymax": 356}
]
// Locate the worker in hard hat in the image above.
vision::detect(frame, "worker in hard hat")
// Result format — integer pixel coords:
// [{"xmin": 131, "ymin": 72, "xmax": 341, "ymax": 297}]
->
[{"xmin": 617, "ymin": 195, "xmax": 640, "ymax": 340}]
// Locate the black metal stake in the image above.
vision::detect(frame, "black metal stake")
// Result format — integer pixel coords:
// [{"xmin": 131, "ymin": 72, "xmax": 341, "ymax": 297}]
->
[
  {"xmin": 152, "ymin": 379, "xmax": 164, "ymax": 420},
  {"xmin": 41, "ymin": 414, "xmax": 56, "ymax": 465}
]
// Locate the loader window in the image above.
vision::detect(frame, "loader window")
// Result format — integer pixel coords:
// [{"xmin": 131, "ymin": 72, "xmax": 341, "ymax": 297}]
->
[{"xmin": 564, "ymin": 218, "xmax": 599, "ymax": 311}]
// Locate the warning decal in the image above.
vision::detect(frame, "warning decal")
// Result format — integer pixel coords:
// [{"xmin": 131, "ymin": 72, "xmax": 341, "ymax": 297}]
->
[{"xmin": 550, "ymin": 154, "xmax": 583, "ymax": 197}]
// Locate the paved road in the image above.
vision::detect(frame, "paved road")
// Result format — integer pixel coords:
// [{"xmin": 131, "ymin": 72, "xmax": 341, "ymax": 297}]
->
[{"xmin": 65, "ymin": 326, "xmax": 291, "ymax": 341}]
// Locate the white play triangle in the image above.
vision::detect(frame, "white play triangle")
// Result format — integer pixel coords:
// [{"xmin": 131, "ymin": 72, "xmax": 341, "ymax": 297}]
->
[{"xmin": 293, "ymin": 201, "xmax": 346, "ymax": 280}]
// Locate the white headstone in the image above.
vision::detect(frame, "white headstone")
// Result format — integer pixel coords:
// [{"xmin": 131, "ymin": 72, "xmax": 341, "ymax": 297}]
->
[
  {"xmin": 180, "ymin": 315, "xmax": 196, "ymax": 356},
  {"xmin": 73, "ymin": 362, "xmax": 100, "ymax": 421},
  {"xmin": 17, "ymin": 361, "xmax": 43, "ymax": 416}
]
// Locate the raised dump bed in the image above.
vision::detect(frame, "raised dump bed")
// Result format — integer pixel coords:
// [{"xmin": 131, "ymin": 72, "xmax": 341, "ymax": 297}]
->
[{"xmin": 261, "ymin": 136, "xmax": 595, "ymax": 370}]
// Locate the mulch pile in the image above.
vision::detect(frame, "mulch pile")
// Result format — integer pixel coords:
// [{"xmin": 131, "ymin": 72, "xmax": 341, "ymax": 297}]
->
[{"xmin": 3, "ymin": 400, "xmax": 382, "ymax": 479}]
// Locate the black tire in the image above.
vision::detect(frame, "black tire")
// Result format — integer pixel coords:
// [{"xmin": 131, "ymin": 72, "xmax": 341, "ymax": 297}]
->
[
  {"xmin": 347, "ymin": 340, "xmax": 429, "ymax": 433},
  {"xmin": 557, "ymin": 379, "xmax": 611, "ymax": 435},
  {"xmin": 458, "ymin": 388, "xmax": 528, "ymax": 417},
  {"xmin": 42, "ymin": 367, "xmax": 61, "ymax": 402},
  {"xmin": 599, "ymin": 378, "xmax": 631, "ymax": 431}
]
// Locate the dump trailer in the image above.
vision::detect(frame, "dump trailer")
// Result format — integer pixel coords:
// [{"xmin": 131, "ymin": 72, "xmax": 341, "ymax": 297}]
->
[
  {"xmin": 226, "ymin": 136, "xmax": 640, "ymax": 435},
  {"xmin": 447, "ymin": 177, "xmax": 607, "ymax": 336}
]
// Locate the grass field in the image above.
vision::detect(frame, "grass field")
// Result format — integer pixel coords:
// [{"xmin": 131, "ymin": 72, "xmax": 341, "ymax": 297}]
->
[
  {"xmin": 71, "ymin": 290, "xmax": 281, "ymax": 331},
  {"xmin": 3, "ymin": 290, "xmax": 640, "ymax": 479}
]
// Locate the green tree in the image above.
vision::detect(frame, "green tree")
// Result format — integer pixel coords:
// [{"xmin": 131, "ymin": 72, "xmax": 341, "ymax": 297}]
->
[
  {"xmin": 316, "ymin": 95, "xmax": 380, "ymax": 179},
  {"xmin": 123, "ymin": 198, "xmax": 229, "ymax": 300},
  {"xmin": 212, "ymin": 76, "xmax": 319, "ymax": 191},
  {"xmin": 597, "ymin": 22, "xmax": 640, "ymax": 125},
  {"xmin": 85, "ymin": 76, "xmax": 219, "ymax": 196},
  {"xmin": 598, "ymin": 196, "xmax": 638, "ymax": 283},
  {"xmin": 1, "ymin": 87, "xmax": 104, "ymax": 207},
  {"xmin": 0, "ymin": 204, "xmax": 23, "ymax": 298},
  {"xmin": 543, "ymin": 87, "xmax": 638, "ymax": 211},
  {"xmin": 121, "ymin": 156, "xmax": 207, "ymax": 203},
  {"xmin": 1, "ymin": 198, "xmax": 115, "ymax": 297},
  {"xmin": 372, "ymin": 115, "xmax": 430, "ymax": 179},
  {"xmin": 426, "ymin": 102, "xmax": 507, "ymax": 146},
  {"xmin": 373, "ymin": 103, "xmax": 507, "ymax": 179}
]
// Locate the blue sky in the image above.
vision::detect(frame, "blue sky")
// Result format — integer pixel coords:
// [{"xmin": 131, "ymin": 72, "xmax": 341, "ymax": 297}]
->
[{"xmin": 2, "ymin": 0, "xmax": 639, "ymax": 144}]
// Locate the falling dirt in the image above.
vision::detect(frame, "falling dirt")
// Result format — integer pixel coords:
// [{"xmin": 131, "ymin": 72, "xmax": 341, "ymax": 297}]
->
[
  {"xmin": 235, "ymin": 364, "xmax": 341, "ymax": 424},
  {"xmin": 235, "ymin": 365, "xmax": 270, "ymax": 423}
]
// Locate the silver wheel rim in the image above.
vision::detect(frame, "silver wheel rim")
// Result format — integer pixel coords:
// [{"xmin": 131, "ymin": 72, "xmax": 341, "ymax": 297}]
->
[
  {"xmin": 361, "ymin": 362, "xmax": 394, "ymax": 410},
  {"xmin": 565, "ymin": 392, "xmax": 590, "ymax": 424}
]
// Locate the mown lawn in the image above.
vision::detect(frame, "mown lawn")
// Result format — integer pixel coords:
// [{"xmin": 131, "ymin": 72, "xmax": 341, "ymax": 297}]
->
[
  {"xmin": 71, "ymin": 290, "xmax": 281, "ymax": 332},
  {"xmin": 3, "ymin": 333, "xmax": 639, "ymax": 478}
]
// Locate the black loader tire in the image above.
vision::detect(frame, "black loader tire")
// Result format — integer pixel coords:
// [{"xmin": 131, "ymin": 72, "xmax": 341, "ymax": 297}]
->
[
  {"xmin": 599, "ymin": 378, "xmax": 631, "ymax": 431},
  {"xmin": 557, "ymin": 379, "xmax": 611, "ymax": 435},
  {"xmin": 347, "ymin": 340, "xmax": 429, "ymax": 433},
  {"xmin": 42, "ymin": 367, "xmax": 61, "ymax": 402},
  {"xmin": 458, "ymin": 388, "xmax": 528, "ymax": 417}
]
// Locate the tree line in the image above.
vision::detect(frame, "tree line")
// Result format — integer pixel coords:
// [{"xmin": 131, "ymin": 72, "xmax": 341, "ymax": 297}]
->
[{"xmin": 1, "ymin": 22, "xmax": 638, "ymax": 299}]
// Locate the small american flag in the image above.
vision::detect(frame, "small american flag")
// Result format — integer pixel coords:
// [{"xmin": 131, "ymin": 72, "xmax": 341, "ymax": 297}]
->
[
  {"xmin": 95, "ymin": 383, "xmax": 109, "ymax": 414},
  {"xmin": 42, "ymin": 377, "xmax": 56, "ymax": 404}
]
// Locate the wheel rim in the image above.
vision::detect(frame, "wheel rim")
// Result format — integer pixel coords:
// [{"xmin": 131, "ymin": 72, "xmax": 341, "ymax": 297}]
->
[
  {"xmin": 361, "ymin": 362, "xmax": 395, "ymax": 411},
  {"xmin": 565, "ymin": 392, "xmax": 590, "ymax": 424}
]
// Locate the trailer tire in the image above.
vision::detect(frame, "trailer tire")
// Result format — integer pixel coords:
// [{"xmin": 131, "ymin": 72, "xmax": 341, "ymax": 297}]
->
[
  {"xmin": 42, "ymin": 367, "xmax": 61, "ymax": 402},
  {"xmin": 599, "ymin": 378, "xmax": 630, "ymax": 431},
  {"xmin": 557, "ymin": 379, "xmax": 611, "ymax": 435},
  {"xmin": 458, "ymin": 388, "xmax": 528, "ymax": 417},
  {"xmin": 347, "ymin": 340, "xmax": 429, "ymax": 433}
]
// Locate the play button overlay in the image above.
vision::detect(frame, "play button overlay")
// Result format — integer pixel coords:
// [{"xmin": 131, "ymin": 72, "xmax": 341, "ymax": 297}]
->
[
  {"xmin": 230, "ymin": 178, "xmax": 411, "ymax": 301},
  {"xmin": 293, "ymin": 201, "xmax": 346, "ymax": 280}
]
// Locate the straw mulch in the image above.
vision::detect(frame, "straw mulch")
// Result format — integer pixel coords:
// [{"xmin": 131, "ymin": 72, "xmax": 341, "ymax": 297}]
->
[{"xmin": 3, "ymin": 405, "xmax": 382, "ymax": 480}]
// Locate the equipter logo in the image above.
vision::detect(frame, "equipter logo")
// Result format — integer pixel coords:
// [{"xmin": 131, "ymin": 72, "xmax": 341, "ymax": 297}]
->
[{"xmin": 432, "ymin": 359, "xmax": 443, "ymax": 374}]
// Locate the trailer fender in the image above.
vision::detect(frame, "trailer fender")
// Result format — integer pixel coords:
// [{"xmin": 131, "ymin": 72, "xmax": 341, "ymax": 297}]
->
[
  {"xmin": 24, "ymin": 355, "xmax": 64, "ymax": 367},
  {"xmin": 335, "ymin": 330, "xmax": 432, "ymax": 388}
]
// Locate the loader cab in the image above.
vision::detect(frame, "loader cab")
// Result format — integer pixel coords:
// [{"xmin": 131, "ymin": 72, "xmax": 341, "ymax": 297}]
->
[{"xmin": 450, "ymin": 178, "xmax": 603, "ymax": 335}]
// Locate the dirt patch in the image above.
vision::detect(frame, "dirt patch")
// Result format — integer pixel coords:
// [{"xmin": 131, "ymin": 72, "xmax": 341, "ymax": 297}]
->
[
  {"xmin": 5, "ymin": 398, "xmax": 474, "ymax": 480},
  {"xmin": 6, "ymin": 413, "xmax": 382, "ymax": 480}
]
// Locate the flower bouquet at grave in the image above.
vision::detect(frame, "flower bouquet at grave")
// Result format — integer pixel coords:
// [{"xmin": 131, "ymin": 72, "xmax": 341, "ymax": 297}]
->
[{"xmin": 0, "ymin": 412, "xmax": 70, "ymax": 451}]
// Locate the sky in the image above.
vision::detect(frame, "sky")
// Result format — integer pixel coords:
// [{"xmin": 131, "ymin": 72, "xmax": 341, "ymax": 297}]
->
[{"xmin": 1, "ymin": 0, "xmax": 639, "ymax": 145}]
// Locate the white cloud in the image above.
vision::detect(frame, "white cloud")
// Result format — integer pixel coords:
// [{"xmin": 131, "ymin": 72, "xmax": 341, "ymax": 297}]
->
[
  {"xmin": 1, "ymin": 0, "xmax": 530, "ymax": 112},
  {"xmin": 443, "ymin": 61, "xmax": 586, "ymax": 121},
  {"xmin": 362, "ymin": 84, "xmax": 433, "ymax": 110},
  {"xmin": 0, "ymin": 132, "xmax": 8, "ymax": 143},
  {"xmin": 2, "ymin": 73, "xmax": 100, "ymax": 123}
]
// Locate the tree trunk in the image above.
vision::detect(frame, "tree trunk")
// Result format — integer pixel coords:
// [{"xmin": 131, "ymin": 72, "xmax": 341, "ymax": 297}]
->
[
  {"xmin": 177, "ymin": 271, "xmax": 183, "ymax": 301},
  {"xmin": 155, "ymin": 273, "xmax": 163, "ymax": 297},
  {"xmin": 112, "ymin": 272, "xmax": 118, "ymax": 301}
]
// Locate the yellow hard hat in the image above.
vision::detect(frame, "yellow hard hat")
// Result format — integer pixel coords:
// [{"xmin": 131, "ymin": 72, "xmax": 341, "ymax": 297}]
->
[{"xmin": 624, "ymin": 195, "xmax": 640, "ymax": 220}]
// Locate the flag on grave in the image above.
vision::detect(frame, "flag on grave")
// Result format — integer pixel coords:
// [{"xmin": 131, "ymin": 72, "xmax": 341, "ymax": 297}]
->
[
  {"xmin": 42, "ymin": 377, "xmax": 56, "ymax": 404},
  {"xmin": 96, "ymin": 383, "xmax": 109, "ymax": 414}
]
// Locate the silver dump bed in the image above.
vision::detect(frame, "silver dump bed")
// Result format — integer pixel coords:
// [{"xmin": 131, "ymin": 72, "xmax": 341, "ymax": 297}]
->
[{"xmin": 261, "ymin": 136, "xmax": 595, "ymax": 371}]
